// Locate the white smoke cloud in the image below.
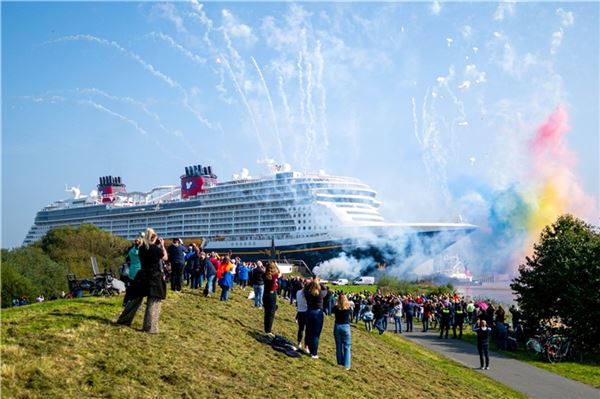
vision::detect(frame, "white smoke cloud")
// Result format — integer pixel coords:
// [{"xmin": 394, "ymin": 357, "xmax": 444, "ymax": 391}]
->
[
  {"xmin": 550, "ymin": 30, "xmax": 563, "ymax": 55},
  {"xmin": 78, "ymin": 99, "xmax": 148, "ymax": 136},
  {"xmin": 431, "ymin": 1, "xmax": 441, "ymax": 16},
  {"xmin": 147, "ymin": 32, "xmax": 206, "ymax": 65},
  {"xmin": 493, "ymin": 1, "xmax": 515, "ymax": 21},
  {"xmin": 151, "ymin": 3, "xmax": 186, "ymax": 33},
  {"xmin": 464, "ymin": 64, "xmax": 486, "ymax": 84},
  {"xmin": 556, "ymin": 8, "xmax": 574, "ymax": 27},
  {"xmin": 458, "ymin": 80, "xmax": 471, "ymax": 91},
  {"xmin": 313, "ymin": 254, "xmax": 372, "ymax": 279},
  {"xmin": 551, "ymin": 8, "xmax": 574, "ymax": 55},
  {"xmin": 50, "ymin": 34, "xmax": 179, "ymax": 88},
  {"xmin": 462, "ymin": 25, "xmax": 472, "ymax": 39},
  {"xmin": 221, "ymin": 9, "xmax": 257, "ymax": 45}
]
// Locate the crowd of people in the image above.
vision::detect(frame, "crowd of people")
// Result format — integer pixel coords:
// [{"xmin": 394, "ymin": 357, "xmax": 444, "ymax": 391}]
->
[{"xmin": 114, "ymin": 230, "xmax": 515, "ymax": 371}]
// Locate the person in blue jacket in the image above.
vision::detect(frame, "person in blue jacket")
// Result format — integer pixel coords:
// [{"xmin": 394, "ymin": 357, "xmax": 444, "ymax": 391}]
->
[
  {"xmin": 236, "ymin": 261, "xmax": 250, "ymax": 291},
  {"xmin": 167, "ymin": 238, "xmax": 187, "ymax": 292}
]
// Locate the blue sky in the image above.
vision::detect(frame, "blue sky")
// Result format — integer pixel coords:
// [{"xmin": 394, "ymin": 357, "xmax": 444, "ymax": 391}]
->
[{"xmin": 2, "ymin": 1, "xmax": 598, "ymax": 251}]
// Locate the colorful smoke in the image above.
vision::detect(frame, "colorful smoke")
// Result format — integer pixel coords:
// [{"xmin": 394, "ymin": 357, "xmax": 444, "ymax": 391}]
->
[
  {"xmin": 526, "ymin": 105, "xmax": 596, "ymax": 234},
  {"xmin": 459, "ymin": 105, "xmax": 597, "ymax": 275}
]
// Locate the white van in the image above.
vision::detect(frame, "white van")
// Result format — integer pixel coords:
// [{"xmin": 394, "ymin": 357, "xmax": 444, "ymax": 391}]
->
[
  {"xmin": 352, "ymin": 276, "xmax": 375, "ymax": 285},
  {"xmin": 332, "ymin": 279, "xmax": 349, "ymax": 286}
]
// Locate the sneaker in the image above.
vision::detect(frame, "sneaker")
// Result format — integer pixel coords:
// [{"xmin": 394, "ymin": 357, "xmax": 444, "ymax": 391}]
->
[
  {"xmin": 485, "ymin": 366, "xmax": 490, "ymax": 370},
  {"xmin": 266, "ymin": 332, "xmax": 275, "ymax": 338},
  {"xmin": 345, "ymin": 367, "xmax": 351, "ymax": 371},
  {"xmin": 480, "ymin": 366, "xmax": 485, "ymax": 370},
  {"xmin": 311, "ymin": 355, "xmax": 319, "ymax": 359}
]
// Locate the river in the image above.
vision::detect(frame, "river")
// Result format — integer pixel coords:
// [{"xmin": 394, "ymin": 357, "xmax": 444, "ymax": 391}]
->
[{"xmin": 455, "ymin": 283, "xmax": 516, "ymax": 305}]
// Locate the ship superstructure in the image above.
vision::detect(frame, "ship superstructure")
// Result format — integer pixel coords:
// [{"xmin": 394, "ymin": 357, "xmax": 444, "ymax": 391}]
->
[{"xmin": 24, "ymin": 165, "xmax": 476, "ymax": 269}]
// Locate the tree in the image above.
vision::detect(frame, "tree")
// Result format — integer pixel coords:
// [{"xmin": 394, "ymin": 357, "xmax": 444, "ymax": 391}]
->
[
  {"xmin": 1, "ymin": 263, "xmax": 37, "ymax": 308},
  {"xmin": 37, "ymin": 224, "xmax": 130, "ymax": 277},
  {"xmin": 1, "ymin": 247, "xmax": 68, "ymax": 307},
  {"xmin": 511, "ymin": 214, "xmax": 600, "ymax": 353}
]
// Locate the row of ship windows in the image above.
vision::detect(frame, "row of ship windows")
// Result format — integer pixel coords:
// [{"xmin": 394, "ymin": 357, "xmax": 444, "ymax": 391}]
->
[
  {"xmin": 197, "ymin": 187, "xmax": 374, "ymax": 203},
  {"xmin": 69, "ymin": 217, "xmax": 338, "ymax": 229},
  {"xmin": 108, "ymin": 222, "xmax": 333, "ymax": 232},
  {"xmin": 40, "ymin": 201, "xmax": 315, "ymax": 223}
]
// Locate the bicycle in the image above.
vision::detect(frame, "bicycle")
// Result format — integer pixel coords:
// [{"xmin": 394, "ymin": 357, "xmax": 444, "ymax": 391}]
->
[
  {"xmin": 526, "ymin": 333, "xmax": 571, "ymax": 363},
  {"xmin": 545, "ymin": 336, "xmax": 571, "ymax": 363}
]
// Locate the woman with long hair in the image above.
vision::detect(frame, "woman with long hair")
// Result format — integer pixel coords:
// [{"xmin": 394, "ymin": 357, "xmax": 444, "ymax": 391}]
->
[
  {"xmin": 333, "ymin": 293, "xmax": 353, "ymax": 370},
  {"xmin": 263, "ymin": 260, "xmax": 280, "ymax": 336},
  {"xmin": 295, "ymin": 279, "xmax": 308, "ymax": 351},
  {"xmin": 304, "ymin": 277, "xmax": 327, "ymax": 359},
  {"xmin": 218, "ymin": 256, "xmax": 234, "ymax": 301},
  {"xmin": 117, "ymin": 227, "xmax": 167, "ymax": 333}
]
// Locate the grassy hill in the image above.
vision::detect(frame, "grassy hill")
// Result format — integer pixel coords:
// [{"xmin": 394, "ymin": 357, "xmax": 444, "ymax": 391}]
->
[{"xmin": 1, "ymin": 289, "xmax": 525, "ymax": 399}]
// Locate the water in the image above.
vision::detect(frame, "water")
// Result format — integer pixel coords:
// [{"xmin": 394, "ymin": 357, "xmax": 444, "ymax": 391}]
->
[{"xmin": 455, "ymin": 283, "xmax": 516, "ymax": 305}]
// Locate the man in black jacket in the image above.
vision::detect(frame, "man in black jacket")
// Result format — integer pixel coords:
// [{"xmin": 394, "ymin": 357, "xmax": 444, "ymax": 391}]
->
[
  {"xmin": 251, "ymin": 261, "xmax": 265, "ymax": 307},
  {"xmin": 167, "ymin": 238, "xmax": 187, "ymax": 292},
  {"xmin": 439, "ymin": 303, "xmax": 452, "ymax": 339}
]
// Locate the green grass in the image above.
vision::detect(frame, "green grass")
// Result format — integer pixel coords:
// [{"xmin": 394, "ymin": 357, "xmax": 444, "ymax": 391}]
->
[
  {"xmin": 434, "ymin": 322, "xmax": 600, "ymax": 389},
  {"xmin": 1, "ymin": 290, "xmax": 526, "ymax": 399},
  {"xmin": 328, "ymin": 284, "xmax": 378, "ymax": 294}
]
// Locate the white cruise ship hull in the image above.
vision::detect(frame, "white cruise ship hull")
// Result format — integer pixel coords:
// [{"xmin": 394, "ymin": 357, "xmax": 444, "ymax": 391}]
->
[{"xmin": 24, "ymin": 168, "xmax": 476, "ymax": 270}]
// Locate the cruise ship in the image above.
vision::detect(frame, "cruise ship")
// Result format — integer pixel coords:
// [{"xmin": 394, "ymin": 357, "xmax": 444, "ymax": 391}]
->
[{"xmin": 24, "ymin": 164, "xmax": 476, "ymax": 270}]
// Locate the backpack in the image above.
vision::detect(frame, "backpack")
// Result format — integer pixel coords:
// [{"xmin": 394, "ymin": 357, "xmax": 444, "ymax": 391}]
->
[{"xmin": 362, "ymin": 311, "xmax": 374, "ymax": 321}]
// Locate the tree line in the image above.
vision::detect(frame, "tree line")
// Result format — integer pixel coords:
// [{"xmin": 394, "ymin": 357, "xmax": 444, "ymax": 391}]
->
[{"xmin": 1, "ymin": 225, "xmax": 129, "ymax": 307}]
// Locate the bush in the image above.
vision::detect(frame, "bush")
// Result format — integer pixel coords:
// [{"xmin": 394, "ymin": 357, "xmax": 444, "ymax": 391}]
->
[
  {"xmin": 0, "ymin": 263, "xmax": 37, "ymax": 307},
  {"xmin": 37, "ymin": 224, "xmax": 130, "ymax": 277},
  {"xmin": 1, "ymin": 247, "xmax": 68, "ymax": 307}
]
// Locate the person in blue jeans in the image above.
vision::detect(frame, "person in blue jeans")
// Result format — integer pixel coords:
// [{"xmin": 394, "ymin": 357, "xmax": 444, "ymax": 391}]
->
[
  {"xmin": 473, "ymin": 319, "xmax": 491, "ymax": 369},
  {"xmin": 373, "ymin": 299, "xmax": 385, "ymax": 335},
  {"xmin": 303, "ymin": 278, "xmax": 327, "ymax": 359},
  {"xmin": 201, "ymin": 252, "xmax": 216, "ymax": 297},
  {"xmin": 403, "ymin": 299, "xmax": 415, "ymax": 332},
  {"xmin": 218, "ymin": 257, "xmax": 233, "ymax": 301},
  {"xmin": 236, "ymin": 260, "xmax": 250, "ymax": 290},
  {"xmin": 262, "ymin": 261, "xmax": 280, "ymax": 335},
  {"xmin": 392, "ymin": 300, "xmax": 403, "ymax": 334},
  {"xmin": 251, "ymin": 262, "xmax": 265, "ymax": 307},
  {"xmin": 333, "ymin": 293, "xmax": 353, "ymax": 370}
]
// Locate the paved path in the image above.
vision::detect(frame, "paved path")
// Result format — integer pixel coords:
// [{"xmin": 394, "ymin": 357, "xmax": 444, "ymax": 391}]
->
[{"xmin": 393, "ymin": 328, "xmax": 599, "ymax": 399}]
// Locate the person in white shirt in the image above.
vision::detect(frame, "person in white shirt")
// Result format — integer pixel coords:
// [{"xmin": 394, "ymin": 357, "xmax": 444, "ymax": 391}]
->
[{"xmin": 295, "ymin": 279, "xmax": 309, "ymax": 352}]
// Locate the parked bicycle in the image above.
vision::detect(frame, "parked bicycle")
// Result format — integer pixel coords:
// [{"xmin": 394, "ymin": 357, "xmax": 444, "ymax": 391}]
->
[
  {"xmin": 545, "ymin": 335, "xmax": 572, "ymax": 363},
  {"xmin": 526, "ymin": 331, "xmax": 571, "ymax": 363}
]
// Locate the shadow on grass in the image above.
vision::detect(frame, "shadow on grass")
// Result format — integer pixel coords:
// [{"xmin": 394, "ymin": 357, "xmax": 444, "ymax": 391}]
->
[
  {"xmin": 247, "ymin": 329, "xmax": 272, "ymax": 344},
  {"xmin": 72, "ymin": 298, "xmax": 122, "ymax": 307},
  {"xmin": 48, "ymin": 310, "xmax": 114, "ymax": 325},
  {"xmin": 180, "ymin": 290, "xmax": 205, "ymax": 297}
]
